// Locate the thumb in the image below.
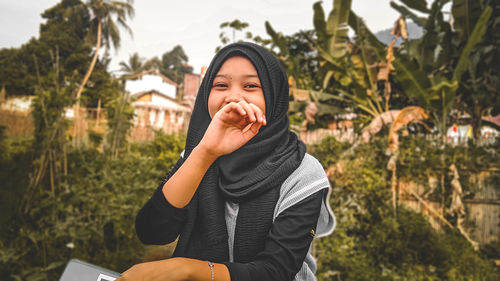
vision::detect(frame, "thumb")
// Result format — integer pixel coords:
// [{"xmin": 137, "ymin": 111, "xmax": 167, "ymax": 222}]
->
[{"xmin": 242, "ymin": 121, "xmax": 262, "ymax": 138}]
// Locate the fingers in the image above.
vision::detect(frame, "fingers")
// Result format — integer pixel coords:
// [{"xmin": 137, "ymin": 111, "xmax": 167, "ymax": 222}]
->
[
  {"xmin": 247, "ymin": 102, "xmax": 266, "ymax": 126},
  {"xmin": 222, "ymin": 102, "xmax": 247, "ymax": 116},
  {"xmin": 220, "ymin": 101, "xmax": 266, "ymax": 126},
  {"xmin": 235, "ymin": 100, "xmax": 265, "ymax": 126},
  {"xmin": 242, "ymin": 120, "xmax": 262, "ymax": 136}
]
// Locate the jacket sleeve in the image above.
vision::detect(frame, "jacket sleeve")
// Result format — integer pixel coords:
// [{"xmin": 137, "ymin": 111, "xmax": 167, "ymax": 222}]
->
[
  {"xmin": 135, "ymin": 179, "xmax": 189, "ymax": 245},
  {"xmin": 222, "ymin": 189, "xmax": 326, "ymax": 281}
]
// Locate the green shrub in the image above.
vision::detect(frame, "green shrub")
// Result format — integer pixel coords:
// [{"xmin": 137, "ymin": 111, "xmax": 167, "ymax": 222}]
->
[
  {"xmin": 0, "ymin": 134, "xmax": 185, "ymax": 280},
  {"xmin": 309, "ymin": 136, "xmax": 499, "ymax": 280},
  {"xmin": 133, "ymin": 130, "xmax": 186, "ymax": 172}
]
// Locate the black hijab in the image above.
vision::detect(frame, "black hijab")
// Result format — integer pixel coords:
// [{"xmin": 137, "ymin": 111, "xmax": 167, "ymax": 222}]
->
[{"xmin": 169, "ymin": 42, "xmax": 306, "ymax": 262}]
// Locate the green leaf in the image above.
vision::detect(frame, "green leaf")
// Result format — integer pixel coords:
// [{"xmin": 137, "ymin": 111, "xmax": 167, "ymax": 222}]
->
[
  {"xmin": 42, "ymin": 261, "xmax": 65, "ymax": 271},
  {"xmin": 428, "ymin": 80, "xmax": 458, "ymax": 111},
  {"xmin": 348, "ymin": 11, "xmax": 386, "ymax": 59},
  {"xmin": 418, "ymin": 0, "xmax": 447, "ymax": 73},
  {"xmin": 313, "ymin": 1, "xmax": 327, "ymax": 46},
  {"xmin": 453, "ymin": 6, "xmax": 492, "ymax": 82},
  {"xmin": 265, "ymin": 21, "xmax": 289, "ymax": 57},
  {"xmin": 399, "ymin": 0, "xmax": 430, "ymax": 13},
  {"xmin": 311, "ymin": 90, "xmax": 343, "ymax": 102},
  {"xmin": 316, "ymin": 103, "xmax": 346, "ymax": 115},
  {"xmin": 289, "ymin": 100, "xmax": 307, "ymax": 112},
  {"xmin": 392, "ymin": 55, "xmax": 431, "ymax": 107},
  {"xmin": 323, "ymin": 70, "xmax": 335, "ymax": 90},
  {"xmin": 435, "ymin": 9, "xmax": 453, "ymax": 67},
  {"xmin": 325, "ymin": 0, "xmax": 352, "ymax": 58},
  {"xmin": 302, "ymin": 32, "xmax": 345, "ymax": 72},
  {"xmin": 452, "ymin": 0, "xmax": 483, "ymax": 41}
]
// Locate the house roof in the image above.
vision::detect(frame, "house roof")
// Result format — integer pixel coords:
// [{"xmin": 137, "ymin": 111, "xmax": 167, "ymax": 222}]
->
[
  {"xmin": 131, "ymin": 90, "xmax": 191, "ymax": 112},
  {"xmin": 125, "ymin": 69, "xmax": 178, "ymax": 87},
  {"xmin": 0, "ymin": 96, "xmax": 35, "ymax": 111},
  {"xmin": 483, "ymin": 115, "xmax": 500, "ymax": 128},
  {"xmin": 125, "ymin": 69, "xmax": 178, "ymax": 99}
]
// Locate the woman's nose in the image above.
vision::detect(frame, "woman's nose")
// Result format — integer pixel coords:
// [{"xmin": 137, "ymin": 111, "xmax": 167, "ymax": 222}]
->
[{"xmin": 224, "ymin": 92, "xmax": 243, "ymax": 103}]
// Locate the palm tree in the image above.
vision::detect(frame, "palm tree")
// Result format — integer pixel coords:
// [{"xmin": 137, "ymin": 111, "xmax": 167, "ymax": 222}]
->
[
  {"xmin": 119, "ymin": 52, "xmax": 144, "ymax": 77},
  {"xmin": 73, "ymin": 0, "xmax": 134, "ymax": 144}
]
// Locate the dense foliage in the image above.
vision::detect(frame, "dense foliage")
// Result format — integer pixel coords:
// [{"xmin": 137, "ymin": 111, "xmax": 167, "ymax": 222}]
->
[
  {"xmin": 397, "ymin": 135, "xmax": 500, "ymax": 189},
  {"xmin": 0, "ymin": 0, "xmax": 122, "ymax": 109},
  {"xmin": 0, "ymin": 133, "xmax": 185, "ymax": 280},
  {"xmin": 309, "ymin": 136, "xmax": 499, "ymax": 280},
  {"xmin": 0, "ymin": 0, "xmax": 91, "ymax": 97}
]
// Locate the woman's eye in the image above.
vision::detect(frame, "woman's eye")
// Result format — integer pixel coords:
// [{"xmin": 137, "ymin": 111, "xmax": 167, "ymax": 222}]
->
[
  {"xmin": 213, "ymin": 83, "xmax": 228, "ymax": 88},
  {"xmin": 244, "ymin": 84, "xmax": 261, "ymax": 89}
]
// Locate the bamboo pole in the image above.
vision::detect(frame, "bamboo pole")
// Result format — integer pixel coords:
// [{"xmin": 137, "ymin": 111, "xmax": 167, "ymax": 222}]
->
[{"xmin": 399, "ymin": 185, "xmax": 454, "ymax": 229}]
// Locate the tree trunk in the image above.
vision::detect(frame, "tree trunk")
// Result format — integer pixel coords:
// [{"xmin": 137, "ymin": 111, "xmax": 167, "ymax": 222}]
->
[
  {"xmin": 472, "ymin": 101, "xmax": 482, "ymax": 142},
  {"xmin": 73, "ymin": 20, "xmax": 102, "ymax": 145},
  {"xmin": 96, "ymin": 98, "xmax": 102, "ymax": 128}
]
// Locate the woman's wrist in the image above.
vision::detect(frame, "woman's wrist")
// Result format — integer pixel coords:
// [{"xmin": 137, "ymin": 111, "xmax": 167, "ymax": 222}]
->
[
  {"xmin": 194, "ymin": 142, "xmax": 220, "ymax": 163},
  {"xmin": 169, "ymin": 258, "xmax": 193, "ymax": 281},
  {"xmin": 174, "ymin": 258, "xmax": 230, "ymax": 281},
  {"xmin": 169, "ymin": 257, "xmax": 207, "ymax": 281}
]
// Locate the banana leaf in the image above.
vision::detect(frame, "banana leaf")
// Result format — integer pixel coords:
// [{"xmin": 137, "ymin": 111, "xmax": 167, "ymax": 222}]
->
[
  {"xmin": 325, "ymin": 0, "xmax": 352, "ymax": 58},
  {"xmin": 307, "ymin": 91, "xmax": 349, "ymax": 116},
  {"xmin": 392, "ymin": 54, "xmax": 431, "ymax": 108},
  {"xmin": 427, "ymin": 80, "xmax": 458, "ymax": 113},
  {"xmin": 322, "ymin": 70, "xmax": 335, "ymax": 89},
  {"xmin": 419, "ymin": 0, "xmax": 446, "ymax": 73},
  {"xmin": 399, "ymin": 0, "xmax": 430, "ymax": 13},
  {"xmin": 310, "ymin": 90, "xmax": 347, "ymax": 102},
  {"xmin": 348, "ymin": 11, "xmax": 386, "ymax": 59},
  {"xmin": 302, "ymin": 33, "xmax": 346, "ymax": 73},
  {"xmin": 313, "ymin": 1, "xmax": 327, "ymax": 47},
  {"xmin": 353, "ymin": 27, "xmax": 377, "ymax": 90},
  {"xmin": 435, "ymin": 9, "xmax": 453, "ymax": 67},
  {"xmin": 316, "ymin": 103, "xmax": 346, "ymax": 116},
  {"xmin": 453, "ymin": 5, "xmax": 492, "ymax": 82},
  {"xmin": 289, "ymin": 100, "xmax": 307, "ymax": 113},
  {"xmin": 452, "ymin": 0, "xmax": 483, "ymax": 41},
  {"xmin": 265, "ymin": 21, "xmax": 289, "ymax": 57}
]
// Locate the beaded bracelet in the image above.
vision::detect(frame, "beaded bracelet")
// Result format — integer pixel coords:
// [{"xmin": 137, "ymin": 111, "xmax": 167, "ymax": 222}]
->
[{"xmin": 207, "ymin": 260, "xmax": 214, "ymax": 281}]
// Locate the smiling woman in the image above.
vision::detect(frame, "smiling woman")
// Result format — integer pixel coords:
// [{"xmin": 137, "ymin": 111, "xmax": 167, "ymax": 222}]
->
[
  {"xmin": 209, "ymin": 57, "xmax": 266, "ymax": 121},
  {"xmin": 118, "ymin": 42, "xmax": 335, "ymax": 281}
]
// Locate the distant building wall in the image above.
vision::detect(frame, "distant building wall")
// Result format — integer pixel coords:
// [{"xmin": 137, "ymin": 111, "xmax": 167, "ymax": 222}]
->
[
  {"xmin": 183, "ymin": 73, "xmax": 201, "ymax": 108},
  {"xmin": 130, "ymin": 90, "xmax": 191, "ymax": 141}
]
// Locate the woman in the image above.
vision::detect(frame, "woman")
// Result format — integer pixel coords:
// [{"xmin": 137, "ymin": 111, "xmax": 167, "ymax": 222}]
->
[{"xmin": 119, "ymin": 42, "xmax": 335, "ymax": 281}]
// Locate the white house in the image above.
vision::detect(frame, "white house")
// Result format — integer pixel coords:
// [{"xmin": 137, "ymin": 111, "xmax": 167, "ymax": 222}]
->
[{"xmin": 125, "ymin": 70, "xmax": 192, "ymax": 138}]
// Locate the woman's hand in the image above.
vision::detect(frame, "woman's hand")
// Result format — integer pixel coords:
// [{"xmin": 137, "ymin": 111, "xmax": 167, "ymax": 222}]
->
[
  {"xmin": 199, "ymin": 100, "xmax": 266, "ymax": 158},
  {"xmin": 116, "ymin": 257, "xmax": 230, "ymax": 281},
  {"xmin": 116, "ymin": 258, "xmax": 189, "ymax": 281}
]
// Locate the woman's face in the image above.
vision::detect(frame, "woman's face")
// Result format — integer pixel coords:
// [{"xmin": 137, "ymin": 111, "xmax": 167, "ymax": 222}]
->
[{"xmin": 208, "ymin": 56, "xmax": 266, "ymax": 118}]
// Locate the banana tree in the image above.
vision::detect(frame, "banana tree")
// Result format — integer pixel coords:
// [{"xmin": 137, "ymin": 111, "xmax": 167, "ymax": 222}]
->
[
  {"xmin": 266, "ymin": 0, "xmax": 402, "ymax": 127},
  {"xmin": 287, "ymin": 0, "xmax": 385, "ymax": 124},
  {"xmin": 453, "ymin": 0, "xmax": 500, "ymax": 139},
  {"xmin": 305, "ymin": 0, "xmax": 407, "ymax": 123},
  {"xmin": 265, "ymin": 21, "xmax": 346, "ymax": 128},
  {"xmin": 389, "ymin": 0, "xmax": 492, "ymax": 142}
]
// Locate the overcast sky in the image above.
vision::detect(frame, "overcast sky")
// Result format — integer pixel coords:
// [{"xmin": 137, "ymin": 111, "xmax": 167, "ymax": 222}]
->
[{"xmin": 0, "ymin": 0, "xmax": 403, "ymax": 74}]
